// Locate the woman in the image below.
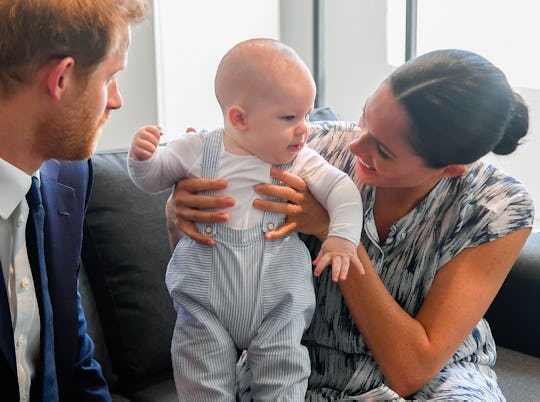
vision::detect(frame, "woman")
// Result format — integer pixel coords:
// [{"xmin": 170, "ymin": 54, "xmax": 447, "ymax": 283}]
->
[{"xmin": 168, "ymin": 49, "xmax": 534, "ymax": 400}]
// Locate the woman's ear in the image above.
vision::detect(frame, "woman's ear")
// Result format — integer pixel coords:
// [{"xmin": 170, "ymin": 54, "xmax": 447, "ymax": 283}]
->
[
  {"xmin": 441, "ymin": 164, "xmax": 467, "ymax": 178},
  {"xmin": 46, "ymin": 57, "xmax": 75, "ymax": 101},
  {"xmin": 228, "ymin": 105, "xmax": 248, "ymax": 131}
]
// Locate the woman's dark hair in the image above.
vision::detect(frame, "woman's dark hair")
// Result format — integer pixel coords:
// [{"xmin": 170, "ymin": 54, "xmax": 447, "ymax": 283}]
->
[{"xmin": 389, "ymin": 49, "xmax": 528, "ymax": 168}]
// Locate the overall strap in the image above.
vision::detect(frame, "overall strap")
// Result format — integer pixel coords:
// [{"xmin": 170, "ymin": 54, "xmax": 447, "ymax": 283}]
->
[
  {"xmin": 195, "ymin": 129, "xmax": 223, "ymax": 237},
  {"xmin": 261, "ymin": 160, "xmax": 293, "ymax": 234}
]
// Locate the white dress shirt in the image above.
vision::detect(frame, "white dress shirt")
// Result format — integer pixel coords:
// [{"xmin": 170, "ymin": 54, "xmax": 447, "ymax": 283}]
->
[{"xmin": 0, "ymin": 157, "xmax": 41, "ymax": 401}]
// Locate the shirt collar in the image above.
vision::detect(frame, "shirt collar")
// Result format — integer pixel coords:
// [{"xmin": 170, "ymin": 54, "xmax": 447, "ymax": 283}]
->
[{"xmin": 0, "ymin": 156, "xmax": 38, "ymax": 220}]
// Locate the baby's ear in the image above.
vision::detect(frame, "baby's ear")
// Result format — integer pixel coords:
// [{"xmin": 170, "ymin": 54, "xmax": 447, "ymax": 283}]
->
[{"xmin": 228, "ymin": 105, "xmax": 248, "ymax": 131}]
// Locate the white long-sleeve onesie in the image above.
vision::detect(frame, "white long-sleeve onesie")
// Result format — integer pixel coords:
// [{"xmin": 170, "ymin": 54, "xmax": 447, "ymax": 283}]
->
[{"xmin": 128, "ymin": 128, "xmax": 362, "ymax": 245}]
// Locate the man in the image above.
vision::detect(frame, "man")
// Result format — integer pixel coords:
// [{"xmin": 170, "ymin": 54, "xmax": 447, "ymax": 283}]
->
[{"xmin": 0, "ymin": 1, "xmax": 149, "ymax": 400}]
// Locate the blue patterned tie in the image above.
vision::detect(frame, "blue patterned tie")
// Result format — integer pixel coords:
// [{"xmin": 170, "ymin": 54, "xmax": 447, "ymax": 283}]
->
[{"xmin": 26, "ymin": 177, "xmax": 59, "ymax": 401}]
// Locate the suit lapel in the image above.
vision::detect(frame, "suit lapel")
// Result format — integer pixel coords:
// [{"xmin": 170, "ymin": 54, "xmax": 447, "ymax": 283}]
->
[
  {"xmin": 35, "ymin": 160, "xmax": 80, "ymax": 402},
  {"xmin": 39, "ymin": 160, "xmax": 81, "ymax": 401}
]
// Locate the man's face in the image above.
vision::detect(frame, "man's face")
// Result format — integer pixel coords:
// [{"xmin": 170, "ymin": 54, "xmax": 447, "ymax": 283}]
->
[{"xmin": 38, "ymin": 25, "xmax": 130, "ymax": 161}]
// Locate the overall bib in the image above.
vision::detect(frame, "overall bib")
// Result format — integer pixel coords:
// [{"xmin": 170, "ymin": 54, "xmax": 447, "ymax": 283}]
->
[{"xmin": 167, "ymin": 129, "xmax": 315, "ymax": 401}]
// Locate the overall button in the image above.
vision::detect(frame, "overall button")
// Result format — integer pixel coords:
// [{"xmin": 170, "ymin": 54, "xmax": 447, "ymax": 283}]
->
[
  {"xmin": 204, "ymin": 225, "xmax": 213, "ymax": 235},
  {"xmin": 266, "ymin": 221, "xmax": 275, "ymax": 231}
]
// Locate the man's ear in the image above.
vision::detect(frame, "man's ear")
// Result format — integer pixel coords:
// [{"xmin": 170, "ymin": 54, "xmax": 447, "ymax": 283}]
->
[
  {"xmin": 46, "ymin": 57, "xmax": 75, "ymax": 101},
  {"xmin": 441, "ymin": 164, "xmax": 467, "ymax": 178},
  {"xmin": 228, "ymin": 106, "xmax": 248, "ymax": 131}
]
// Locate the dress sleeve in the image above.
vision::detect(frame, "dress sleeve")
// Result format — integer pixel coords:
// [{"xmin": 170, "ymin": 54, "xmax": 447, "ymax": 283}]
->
[
  {"xmin": 469, "ymin": 177, "xmax": 535, "ymax": 246},
  {"xmin": 438, "ymin": 165, "xmax": 535, "ymax": 268}
]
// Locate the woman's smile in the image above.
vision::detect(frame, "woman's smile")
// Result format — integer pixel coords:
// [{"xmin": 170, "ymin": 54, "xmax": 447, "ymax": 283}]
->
[{"xmin": 356, "ymin": 157, "xmax": 376, "ymax": 174}]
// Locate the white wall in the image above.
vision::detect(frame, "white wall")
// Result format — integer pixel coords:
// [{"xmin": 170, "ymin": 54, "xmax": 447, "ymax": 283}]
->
[
  {"xmin": 99, "ymin": 0, "xmax": 388, "ymax": 148},
  {"xmin": 99, "ymin": 0, "xmax": 280, "ymax": 148},
  {"xmin": 153, "ymin": 0, "xmax": 280, "ymax": 141},
  {"xmin": 98, "ymin": 0, "xmax": 539, "ymax": 228},
  {"xmin": 281, "ymin": 0, "xmax": 398, "ymax": 122},
  {"xmin": 279, "ymin": 0, "xmax": 313, "ymax": 71}
]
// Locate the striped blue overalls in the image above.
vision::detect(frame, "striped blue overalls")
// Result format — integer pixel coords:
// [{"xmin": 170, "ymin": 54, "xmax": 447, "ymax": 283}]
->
[{"xmin": 166, "ymin": 129, "xmax": 315, "ymax": 401}]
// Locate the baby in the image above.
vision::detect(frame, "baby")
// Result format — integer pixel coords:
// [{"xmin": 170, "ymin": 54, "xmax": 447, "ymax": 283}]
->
[{"xmin": 128, "ymin": 38, "xmax": 364, "ymax": 401}]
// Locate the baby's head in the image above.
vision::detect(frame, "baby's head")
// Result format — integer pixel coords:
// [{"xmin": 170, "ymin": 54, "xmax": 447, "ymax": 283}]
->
[{"xmin": 215, "ymin": 38, "xmax": 316, "ymax": 165}]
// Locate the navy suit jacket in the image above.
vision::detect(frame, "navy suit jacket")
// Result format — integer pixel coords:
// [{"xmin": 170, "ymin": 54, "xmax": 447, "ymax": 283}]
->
[{"xmin": 0, "ymin": 159, "xmax": 110, "ymax": 401}]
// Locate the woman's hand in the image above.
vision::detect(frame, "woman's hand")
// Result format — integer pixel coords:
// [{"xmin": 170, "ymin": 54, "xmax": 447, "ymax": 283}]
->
[
  {"xmin": 253, "ymin": 167, "xmax": 330, "ymax": 241},
  {"xmin": 167, "ymin": 177, "xmax": 234, "ymax": 246},
  {"xmin": 165, "ymin": 191, "xmax": 183, "ymax": 251}
]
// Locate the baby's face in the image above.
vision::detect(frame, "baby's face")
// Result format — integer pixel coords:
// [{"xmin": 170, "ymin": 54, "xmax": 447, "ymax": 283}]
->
[{"xmin": 241, "ymin": 70, "xmax": 316, "ymax": 165}]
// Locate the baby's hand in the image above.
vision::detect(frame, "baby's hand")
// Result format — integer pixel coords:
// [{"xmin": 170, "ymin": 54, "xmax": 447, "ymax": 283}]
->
[
  {"xmin": 129, "ymin": 125, "xmax": 163, "ymax": 161},
  {"xmin": 313, "ymin": 236, "xmax": 365, "ymax": 282}
]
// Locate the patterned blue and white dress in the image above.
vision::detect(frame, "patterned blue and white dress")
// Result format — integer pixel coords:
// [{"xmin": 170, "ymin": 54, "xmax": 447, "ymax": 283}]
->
[{"xmin": 238, "ymin": 121, "xmax": 535, "ymax": 401}]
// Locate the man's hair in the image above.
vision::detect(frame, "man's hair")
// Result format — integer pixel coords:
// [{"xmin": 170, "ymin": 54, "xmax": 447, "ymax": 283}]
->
[{"xmin": 0, "ymin": 0, "xmax": 149, "ymax": 98}]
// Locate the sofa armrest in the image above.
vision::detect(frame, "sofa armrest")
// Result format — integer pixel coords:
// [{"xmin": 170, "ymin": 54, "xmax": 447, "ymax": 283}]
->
[{"xmin": 485, "ymin": 231, "xmax": 540, "ymax": 358}]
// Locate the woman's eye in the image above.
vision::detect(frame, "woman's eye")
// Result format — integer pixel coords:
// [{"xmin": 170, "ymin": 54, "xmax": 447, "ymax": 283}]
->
[{"xmin": 377, "ymin": 144, "xmax": 390, "ymax": 159}]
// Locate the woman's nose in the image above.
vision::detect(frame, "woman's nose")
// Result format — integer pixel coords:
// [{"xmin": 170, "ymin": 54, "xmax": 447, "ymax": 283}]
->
[{"xmin": 349, "ymin": 131, "xmax": 370, "ymax": 155}]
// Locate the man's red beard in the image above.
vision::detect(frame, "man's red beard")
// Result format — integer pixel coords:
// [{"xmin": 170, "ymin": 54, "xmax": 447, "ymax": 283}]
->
[{"xmin": 38, "ymin": 97, "xmax": 111, "ymax": 161}]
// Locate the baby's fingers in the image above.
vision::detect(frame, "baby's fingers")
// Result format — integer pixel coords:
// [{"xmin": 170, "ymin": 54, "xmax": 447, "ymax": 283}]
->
[
  {"xmin": 336, "ymin": 257, "xmax": 350, "ymax": 282},
  {"xmin": 313, "ymin": 253, "xmax": 333, "ymax": 279},
  {"xmin": 330, "ymin": 256, "xmax": 344, "ymax": 282}
]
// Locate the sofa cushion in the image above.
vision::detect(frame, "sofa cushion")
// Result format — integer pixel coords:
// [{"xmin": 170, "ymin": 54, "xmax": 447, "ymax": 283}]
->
[
  {"xmin": 485, "ymin": 231, "xmax": 540, "ymax": 358},
  {"xmin": 494, "ymin": 346, "xmax": 540, "ymax": 399},
  {"xmin": 82, "ymin": 150, "xmax": 176, "ymax": 393}
]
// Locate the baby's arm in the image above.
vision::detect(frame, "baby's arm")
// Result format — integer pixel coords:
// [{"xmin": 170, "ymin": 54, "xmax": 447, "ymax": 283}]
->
[
  {"xmin": 128, "ymin": 127, "xmax": 199, "ymax": 194},
  {"xmin": 297, "ymin": 146, "xmax": 364, "ymax": 281},
  {"xmin": 313, "ymin": 236, "xmax": 365, "ymax": 282},
  {"xmin": 129, "ymin": 125, "xmax": 162, "ymax": 161}
]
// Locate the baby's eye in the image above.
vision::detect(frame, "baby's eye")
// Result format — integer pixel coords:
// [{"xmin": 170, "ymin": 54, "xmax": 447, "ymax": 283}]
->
[
  {"xmin": 282, "ymin": 115, "xmax": 296, "ymax": 121},
  {"xmin": 358, "ymin": 114, "xmax": 366, "ymax": 128}
]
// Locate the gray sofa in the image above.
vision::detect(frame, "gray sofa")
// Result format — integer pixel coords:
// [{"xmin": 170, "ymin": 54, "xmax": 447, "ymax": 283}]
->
[{"xmin": 80, "ymin": 111, "xmax": 540, "ymax": 401}]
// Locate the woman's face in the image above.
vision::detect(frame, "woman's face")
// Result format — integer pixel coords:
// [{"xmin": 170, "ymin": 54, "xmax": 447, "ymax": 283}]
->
[{"xmin": 349, "ymin": 81, "xmax": 443, "ymax": 190}]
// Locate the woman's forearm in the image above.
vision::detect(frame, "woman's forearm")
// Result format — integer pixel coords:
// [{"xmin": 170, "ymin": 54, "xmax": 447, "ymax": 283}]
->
[
  {"xmin": 339, "ymin": 228, "xmax": 529, "ymax": 397},
  {"xmin": 339, "ymin": 245, "xmax": 446, "ymax": 396}
]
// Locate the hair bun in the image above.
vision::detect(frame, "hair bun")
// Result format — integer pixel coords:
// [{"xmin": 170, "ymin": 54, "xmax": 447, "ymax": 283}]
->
[{"xmin": 492, "ymin": 92, "xmax": 529, "ymax": 155}]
